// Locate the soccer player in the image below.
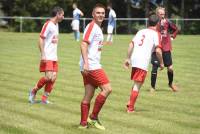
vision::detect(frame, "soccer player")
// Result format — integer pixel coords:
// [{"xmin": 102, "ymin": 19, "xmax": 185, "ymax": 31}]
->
[
  {"xmin": 106, "ymin": 3, "xmax": 116, "ymax": 45},
  {"xmin": 71, "ymin": 3, "xmax": 84, "ymax": 42},
  {"xmin": 79, "ymin": 4, "xmax": 112, "ymax": 130},
  {"xmin": 124, "ymin": 14, "xmax": 164, "ymax": 113},
  {"xmin": 150, "ymin": 7, "xmax": 179, "ymax": 92},
  {"xmin": 28, "ymin": 7, "xmax": 64, "ymax": 104}
]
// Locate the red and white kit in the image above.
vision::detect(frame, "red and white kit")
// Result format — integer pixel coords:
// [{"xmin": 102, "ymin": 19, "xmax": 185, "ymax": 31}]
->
[
  {"xmin": 131, "ymin": 28, "xmax": 161, "ymax": 82},
  {"xmin": 79, "ymin": 20, "xmax": 109, "ymax": 86},
  {"xmin": 40, "ymin": 20, "xmax": 59, "ymax": 61},
  {"xmin": 40, "ymin": 20, "xmax": 59, "ymax": 72}
]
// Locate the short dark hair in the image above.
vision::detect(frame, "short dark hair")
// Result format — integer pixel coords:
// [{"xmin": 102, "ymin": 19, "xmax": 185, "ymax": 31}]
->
[
  {"xmin": 93, "ymin": 3, "xmax": 106, "ymax": 11},
  {"xmin": 51, "ymin": 6, "xmax": 63, "ymax": 17},
  {"xmin": 107, "ymin": 2, "xmax": 112, "ymax": 7},
  {"xmin": 148, "ymin": 14, "xmax": 159, "ymax": 26}
]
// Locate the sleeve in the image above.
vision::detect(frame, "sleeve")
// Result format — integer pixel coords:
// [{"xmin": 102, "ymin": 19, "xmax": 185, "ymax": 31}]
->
[
  {"xmin": 168, "ymin": 20, "xmax": 179, "ymax": 39},
  {"xmin": 78, "ymin": 9, "xmax": 82, "ymax": 15},
  {"xmin": 82, "ymin": 22, "xmax": 95, "ymax": 44},
  {"xmin": 154, "ymin": 32, "xmax": 162, "ymax": 48},
  {"xmin": 112, "ymin": 10, "xmax": 116, "ymax": 18},
  {"xmin": 40, "ymin": 21, "xmax": 50, "ymax": 39}
]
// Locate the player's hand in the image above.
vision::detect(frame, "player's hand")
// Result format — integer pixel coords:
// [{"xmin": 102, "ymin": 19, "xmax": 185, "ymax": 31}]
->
[
  {"xmin": 83, "ymin": 63, "xmax": 89, "ymax": 75},
  {"xmin": 123, "ymin": 59, "xmax": 130, "ymax": 70},
  {"xmin": 160, "ymin": 64, "xmax": 164, "ymax": 70}
]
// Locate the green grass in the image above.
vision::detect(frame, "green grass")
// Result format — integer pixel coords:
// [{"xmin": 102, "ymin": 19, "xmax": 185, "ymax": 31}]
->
[{"xmin": 0, "ymin": 32, "xmax": 200, "ymax": 134}]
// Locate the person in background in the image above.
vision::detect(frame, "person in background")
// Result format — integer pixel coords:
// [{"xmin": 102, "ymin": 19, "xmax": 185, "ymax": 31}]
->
[
  {"xmin": 150, "ymin": 6, "xmax": 179, "ymax": 93},
  {"xmin": 106, "ymin": 3, "xmax": 116, "ymax": 45},
  {"xmin": 71, "ymin": 3, "xmax": 84, "ymax": 42}
]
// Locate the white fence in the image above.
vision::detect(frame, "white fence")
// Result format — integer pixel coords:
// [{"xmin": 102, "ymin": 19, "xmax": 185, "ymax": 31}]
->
[{"xmin": 0, "ymin": 16, "xmax": 200, "ymax": 34}]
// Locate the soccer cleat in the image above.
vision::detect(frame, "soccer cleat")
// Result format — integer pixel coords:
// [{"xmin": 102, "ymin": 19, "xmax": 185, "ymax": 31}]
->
[
  {"xmin": 87, "ymin": 117, "xmax": 105, "ymax": 130},
  {"xmin": 41, "ymin": 100, "xmax": 52, "ymax": 104},
  {"xmin": 127, "ymin": 109, "xmax": 135, "ymax": 113},
  {"xmin": 169, "ymin": 84, "xmax": 178, "ymax": 92},
  {"xmin": 150, "ymin": 87, "xmax": 156, "ymax": 93},
  {"xmin": 28, "ymin": 89, "xmax": 36, "ymax": 104},
  {"xmin": 78, "ymin": 124, "xmax": 88, "ymax": 129}
]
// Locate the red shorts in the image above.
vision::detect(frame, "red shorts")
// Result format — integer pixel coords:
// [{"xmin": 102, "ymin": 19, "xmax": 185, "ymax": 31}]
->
[
  {"xmin": 81, "ymin": 69, "xmax": 110, "ymax": 87},
  {"xmin": 131, "ymin": 67, "xmax": 147, "ymax": 83},
  {"xmin": 39, "ymin": 60, "xmax": 58, "ymax": 72}
]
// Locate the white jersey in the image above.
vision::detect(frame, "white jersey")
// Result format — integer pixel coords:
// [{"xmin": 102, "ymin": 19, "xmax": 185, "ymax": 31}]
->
[
  {"xmin": 108, "ymin": 9, "xmax": 116, "ymax": 27},
  {"xmin": 73, "ymin": 8, "xmax": 82, "ymax": 20},
  {"xmin": 131, "ymin": 28, "xmax": 161, "ymax": 71},
  {"xmin": 79, "ymin": 21, "xmax": 104, "ymax": 71},
  {"xmin": 40, "ymin": 21, "xmax": 59, "ymax": 61}
]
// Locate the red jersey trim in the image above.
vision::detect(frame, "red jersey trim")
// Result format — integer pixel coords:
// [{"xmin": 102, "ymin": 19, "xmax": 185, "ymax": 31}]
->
[
  {"xmin": 83, "ymin": 21, "xmax": 95, "ymax": 44},
  {"xmin": 40, "ymin": 20, "xmax": 50, "ymax": 39}
]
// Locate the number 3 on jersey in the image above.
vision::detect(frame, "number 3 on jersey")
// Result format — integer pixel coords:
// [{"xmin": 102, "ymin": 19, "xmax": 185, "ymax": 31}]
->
[{"xmin": 139, "ymin": 35, "xmax": 145, "ymax": 46}]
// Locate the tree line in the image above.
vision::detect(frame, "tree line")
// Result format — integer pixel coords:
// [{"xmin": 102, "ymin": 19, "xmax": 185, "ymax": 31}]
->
[{"xmin": 0, "ymin": 0, "xmax": 200, "ymax": 34}]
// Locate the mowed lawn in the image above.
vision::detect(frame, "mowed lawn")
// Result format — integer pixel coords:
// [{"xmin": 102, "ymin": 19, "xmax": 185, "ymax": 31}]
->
[{"xmin": 0, "ymin": 32, "xmax": 199, "ymax": 134}]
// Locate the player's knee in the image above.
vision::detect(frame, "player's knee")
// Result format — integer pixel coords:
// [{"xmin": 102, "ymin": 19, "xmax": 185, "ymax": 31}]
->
[
  {"xmin": 167, "ymin": 66, "xmax": 173, "ymax": 72},
  {"xmin": 107, "ymin": 87, "xmax": 112, "ymax": 94}
]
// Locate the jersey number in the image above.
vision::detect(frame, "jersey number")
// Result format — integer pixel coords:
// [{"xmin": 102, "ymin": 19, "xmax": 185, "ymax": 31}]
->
[{"xmin": 139, "ymin": 35, "xmax": 145, "ymax": 46}]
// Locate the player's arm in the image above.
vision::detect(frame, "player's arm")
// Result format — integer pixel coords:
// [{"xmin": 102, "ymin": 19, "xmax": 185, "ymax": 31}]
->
[
  {"xmin": 168, "ymin": 20, "xmax": 179, "ymax": 39},
  {"xmin": 38, "ymin": 37, "xmax": 45, "ymax": 60},
  {"xmin": 124, "ymin": 41, "xmax": 134, "ymax": 69},
  {"xmin": 79, "ymin": 9, "xmax": 84, "ymax": 17},
  {"xmin": 80, "ymin": 41, "xmax": 89, "ymax": 74},
  {"xmin": 155, "ymin": 47, "xmax": 164, "ymax": 70}
]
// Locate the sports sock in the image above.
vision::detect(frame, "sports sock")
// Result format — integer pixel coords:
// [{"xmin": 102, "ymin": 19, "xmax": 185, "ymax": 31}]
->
[
  {"xmin": 77, "ymin": 31, "xmax": 80, "ymax": 41},
  {"xmin": 80, "ymin": 102, "xmax": 90, "ymax": 126},
  {"xmin": 128, "ymin": 90, "xmax": 139, "ymax": 111},
  {"xmin": 41, "ymin": 92, "xmax": 49, "ymax": 102},
  {"xmin": 151, "ymin": 72, "xmax": 157, "ymax": 89},
  {"xmin": 167, "ymin": 71, "xmax": 173, "ymax": 86},
  {"xmin": 90, "ymin": 93, "xmax": 106, "ymax": 120},
  {"xmin": 33, "ymin": 77, "xmax": 47, "ymax": 94},
  {"xmin": 106, "ymin": 34, "xmax": 112, "ymax": 42},
  {"xmin": 44, "ymin": 80, "xmax": 55, "ymax": 93}
]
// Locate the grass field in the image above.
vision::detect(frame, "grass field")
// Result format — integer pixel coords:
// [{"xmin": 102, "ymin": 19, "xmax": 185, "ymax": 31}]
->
[{"xmin": 0, "ymin": 32, "xmax": 200, "ymax": 134}]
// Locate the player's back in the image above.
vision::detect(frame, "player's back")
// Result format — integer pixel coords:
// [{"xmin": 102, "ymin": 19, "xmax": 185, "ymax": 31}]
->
[{"xmin": 131, "ymin": 28, "xmax": 160, "ymax": 70}]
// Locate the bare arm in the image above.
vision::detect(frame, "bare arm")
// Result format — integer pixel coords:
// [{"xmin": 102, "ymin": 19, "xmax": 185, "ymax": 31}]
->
[
  {"xmin": 124, "ymin": 42, "xmax": 134, "ymax": 69},
  {"xmin": 38, "ymin": 37, "xmax": 45, "ymax": 60},
  {"xmin": 155, "ymin": 47, "xmax": 164, "ymax": 70},
  {"xmin": 80, "ymin": 41, "xmax": 89, "ymax": 73},
  {"xmin": 80, "ymin": 10, "xmax": 84, "ymax": 17}
]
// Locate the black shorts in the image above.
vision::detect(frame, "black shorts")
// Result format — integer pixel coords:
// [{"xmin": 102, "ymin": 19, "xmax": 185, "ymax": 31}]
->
[{"xmin": 151, "ymin": 51, "xmax": 172, "ymax": 67}]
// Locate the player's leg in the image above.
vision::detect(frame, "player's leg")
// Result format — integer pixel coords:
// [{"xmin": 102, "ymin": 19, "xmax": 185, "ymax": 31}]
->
[
  {"xmin": 29, "ymin": 61, "xmax": 49, "ymax": 103},
  {"xmin": 80, "ymin": 84, "xmax": 95, "ymax": 128},
  {"xmin": 41, "ymin": 71, "xmax": 57, "ymax": 103},
  {"xmin": 150, "ymin": 52, "xmax": 159, "ymax": 92},
  {"xmin": 164, "ymin": 51, "xmax": 178, "ymax": 91},
  {"xmin": 106, "ymin": 25, "xmax": 113, "ymax": 44},
  {"xmin": 77, "ymin": 30, "xmax": 80, "ymax": 41},
  {"xmin": 167, "ymin": 65, "xmax": 177, "ymax": 91},
  {"xmin": 127, "ymin": 67, "xmax": 146, "ymax": 112},
  {"xmin": 127, "ymin": 81, "xmax": 142, "ymax": 113},
  {"xmin": 90, "ymin": 83, "xmax": 112, "ymax": 120},
  {"xmin": 87, "ymin": 83, "xmax": 111, "ymax": 130},
  {"xmin": 88, "ymin": 69, "xmax": 111, "ymax": 130}
]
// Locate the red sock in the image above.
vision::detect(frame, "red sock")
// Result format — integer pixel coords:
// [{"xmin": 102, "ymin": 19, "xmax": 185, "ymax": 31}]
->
[
  {"xmin": 80, "ymin": 102, "xmax": 90, "ymax": 126},
  {"xmin": 41, "ymin": 95, "xmax": 48, "ymax": 102},
  {"xmin": 44, "ymin": 80, "xmax": 55, "ymax": 93},
  {"xmin": 33, "ymin": 77, "xmax": 47, "ymax": 93},
  {"xmin": 90, "ymin": 93, "xmax": 106, "ymax": 120},
  {"xmin": 128, "ymin": 90, "xmax": 139, "ymax": 111}
]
